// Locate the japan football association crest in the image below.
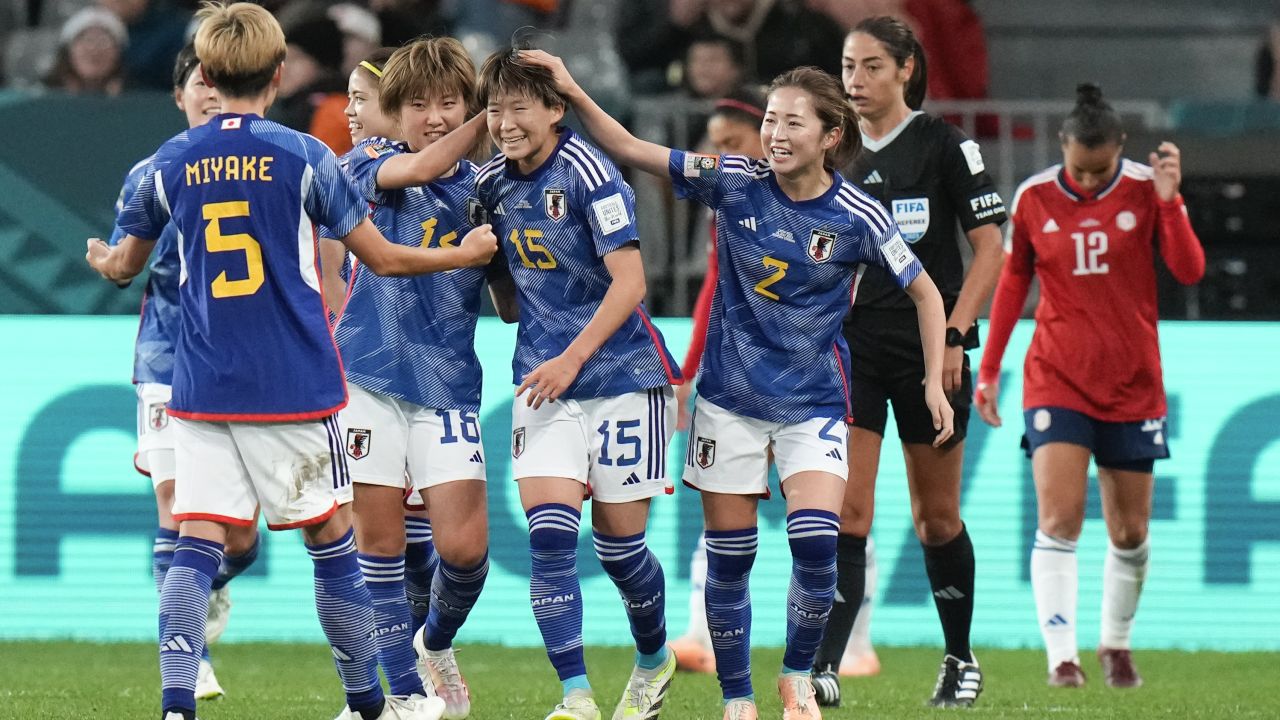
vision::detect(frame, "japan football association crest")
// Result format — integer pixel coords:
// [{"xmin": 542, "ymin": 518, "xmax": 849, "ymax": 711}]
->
[
  {"xmin": 346, "ymin": 428, "xmax": 372, "ymax": 460},
  {"xmin": 513, "ymin": 427, "xmax": 527, "ymax": 458},
  {"xmin": 808, "ymin": 229, "xmax": 837, "ymax": 263},
  {"xmin": 467, "ymin": 197, "xmax": 487, "ymax": 227},
  {"xmin": 694, "ymin": 437, "xmax": 716, "ymax": 469},
  {"xmin": 147, "ymin": 403, "xmax": 168, "ymax": 431},
  {"xmin": 544, "ymin": 188, "xmax": 567, "ymax": 222}
]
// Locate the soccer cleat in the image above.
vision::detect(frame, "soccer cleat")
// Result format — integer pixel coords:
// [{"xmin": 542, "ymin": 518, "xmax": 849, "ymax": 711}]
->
[
  {"xmin": 334, "ymin": 695, "xmax": 447, "ymax": 720},
  {"xmin": 1097, "ymin": 647, "xmax": 1143, "ymax": 689},
  {"xmin": 722, "ymin": 698, "xmax": 758, "ymax": 720},
  {"xmin": 205, "ymin": 586, "xmax": 231, "ymax": 644},
  {"xmin": 611, "ymin": 648, "xmax": 676, "ymax": 719},
  {"xmin": 545, "ymin": 690, "xmax": 602, "ymax": 720},
  {"xmin": 194, "ymin": 658, "xmax": 224, "ymax": 700},
  {"xmin": 413, "ymin": 631, "xmax": 471, "ymax": 720},
  {"xmin": 809, "ymin": 666, "xmax": 840, "ymax": 707},
  {"xmin": 669, "ymin": 635, "xmax": 716, "ymax": 674},
  {"xmin": 162, "ymin": 711, "xmax": 197, "ymax": 720},
  {"xmin": 838, "ymin": 650, "xmax": 880, "ymax": 677},
  {"xmin": 1048, "ymin": 661, "xmax": 1086, "ymax": 688},
  {"xmin": 778, "ymin": 673, "xmax": 822, "ymax": 719},
  {"xmin": 928, "ymin": 654, "xmax": 983, "ymax": 707}
]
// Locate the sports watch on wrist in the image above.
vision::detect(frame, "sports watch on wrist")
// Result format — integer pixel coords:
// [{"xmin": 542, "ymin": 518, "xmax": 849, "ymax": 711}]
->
[{"xmin": 945, "ymin": 326, "xmax": 967, "ymax": 348}]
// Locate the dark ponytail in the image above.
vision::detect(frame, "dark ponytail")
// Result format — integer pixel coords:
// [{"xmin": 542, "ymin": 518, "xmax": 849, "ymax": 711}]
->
[
  {"xmin": 850, "ymin": 16, "xmax": 928, "ymax": 110},
  {"xmin": 1060, "ymin": 83, "xmax": 1125, "ymax": 147},
  {"xmin": 769, "ymin": 66, "xmax": 860, "ymax": 169}
]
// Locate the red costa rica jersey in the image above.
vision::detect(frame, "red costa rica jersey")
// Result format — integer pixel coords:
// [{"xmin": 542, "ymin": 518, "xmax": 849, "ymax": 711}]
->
[{"xmin": 980, "ymin": 159, "xmax": 1205, "ymax": 422}]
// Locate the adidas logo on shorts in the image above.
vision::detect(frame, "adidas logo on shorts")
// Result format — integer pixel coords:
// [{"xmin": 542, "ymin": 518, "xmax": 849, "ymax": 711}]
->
[
  {"xmin": 469, "ymin": 451, "xmax": 483, "ymax": 463},
  {"xmin": 622, "ymin": 473, "xmax": 641, "ymax": 486}
]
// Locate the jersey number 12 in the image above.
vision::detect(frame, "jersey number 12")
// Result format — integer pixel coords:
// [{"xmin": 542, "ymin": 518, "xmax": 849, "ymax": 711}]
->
[{"xmin": 1071, "ymin": 231, "xmax": 1109, "ymax": 276}]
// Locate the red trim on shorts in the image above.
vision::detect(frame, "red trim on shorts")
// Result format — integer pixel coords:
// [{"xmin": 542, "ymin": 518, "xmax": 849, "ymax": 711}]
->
[
  {"xmin": 173, "ymin": 512, "xmax": 256, "ymax": 527},
  {"xmin": 664, "ymin": 484, "xmax": 674, "ymax": 495},
  {"xmin": 167, "ymin": 401, "xmax": 347, "ymax": 422},
  {"xmin": 635, "ymin": 308, "xmax": 682, "ymax": 385},
  {"xmin": 266, "ymin": 501, "xmax": 339, "ymax": 530},
  {"xmin": 832, "ymin": 343, "xmax": 854, "ymax": 424},
  {"xmin": 133, "ymin": 452, "xmax": 151, "ymax": 478}
]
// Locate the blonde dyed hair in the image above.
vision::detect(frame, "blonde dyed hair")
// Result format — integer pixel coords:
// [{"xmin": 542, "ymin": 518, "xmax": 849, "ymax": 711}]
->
[
  {"xmin": 379, "ymin": 37, "xmax": 478, "ymax": 118},
  {"xmin": 194, "ymin": 1, "xmax": 286, "ymax": 98}
]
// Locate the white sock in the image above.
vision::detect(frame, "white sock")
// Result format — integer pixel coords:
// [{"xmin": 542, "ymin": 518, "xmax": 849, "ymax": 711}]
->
[
  {"xmin": 683, "ymin": 533, "xmax": 712, "ymax": 649},
  {"xmin": 1100, "ymin": 540, "xmax": 1149, "ymax": 649},
  {"xmin": 1031, "ymin": 529, "xmax": 1079, "ymax": 672},
  {"xmin": 845, "ymin": 536, "xmax": 876, "ymax": 658}
]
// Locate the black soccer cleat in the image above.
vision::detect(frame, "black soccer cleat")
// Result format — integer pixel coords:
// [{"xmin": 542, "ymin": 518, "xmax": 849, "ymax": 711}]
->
[
  {"xmin": 810, "ymin": 665, "xmax": 841, "ymax": 707},
  {"xmin": 929, "ymin": 654, "xmax": 983, "ymax": 707}
]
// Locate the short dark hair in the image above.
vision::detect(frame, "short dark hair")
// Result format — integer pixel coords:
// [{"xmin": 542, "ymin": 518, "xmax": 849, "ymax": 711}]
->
[
  {"xmin": 688, "ymin": 33, "xmax": 745, "ymax": 67},
  {"xmin": 172, "ymin": 42, "xmax": 200, "ymax": 89},
  {"xmin": 477, "ymin": 48, "xmax": 566, "ymax": 110},
  {"xmin": 1061, "ymin": 83, "xmax": 1125, "ymax": 148}
]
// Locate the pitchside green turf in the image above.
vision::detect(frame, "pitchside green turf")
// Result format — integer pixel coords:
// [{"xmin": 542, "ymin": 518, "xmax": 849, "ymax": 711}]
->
[{"xmin": 0, "ymin": 643, "xmax": 1275, "ymax": 719}]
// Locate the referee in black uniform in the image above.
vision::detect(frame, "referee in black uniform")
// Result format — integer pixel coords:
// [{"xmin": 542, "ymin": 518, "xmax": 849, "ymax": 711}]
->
[{"xmin": 810, "ymin": 16, "xmax": 1008, "ymax": 708}]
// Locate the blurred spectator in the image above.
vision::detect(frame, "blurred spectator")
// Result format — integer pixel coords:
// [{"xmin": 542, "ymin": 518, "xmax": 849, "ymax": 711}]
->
[
  {"xmin": 1256, "ymin": 18, "xmax": 1280, "ymax": 100},
  {"xmin": 270, "ymin": 12, "xmax": 352, "ymax": 155},
  {"xmin": 806, "ymin": 0, "xmax": 902, "ymax": 29},
  {"xmin": 44, "ymin": 7, "xmax": 127, "ymax": 96},
  {"xmin": 684, "ymin": 34, "xmax": 744, "ymax": 99},
  {"xmin": 618, "ymin": 0, "xmax": 842, "ymax": 92},
  {"xmin": 328, "ymin": 2, "xmax": 381, "ymax": 75},
  {"xmin": 903, "ymin": 0, "xmax": 988, "ymax": 102},
  {"xmin": 98, "ymin": 0, "xmax": 190, "ymax": 90},
  {"xmin": 368, "ymin": 0, "xmax": 449, "ymax": 49}
]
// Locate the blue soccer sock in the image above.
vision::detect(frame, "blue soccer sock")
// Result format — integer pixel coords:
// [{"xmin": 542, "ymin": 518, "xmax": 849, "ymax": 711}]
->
[
  {"xmin": 783, "ymin": 510, "xmax": 840, "ymax": 673},
  {"xmin": 527, "ymin": 503, "xmax": 588, "ymax": 689},
  {"xmin": 425, "ymin": 554, "xmax": 489, "ymax": 651},
  {"xmin": 159, "ymin": 536, "xmax": 222, "ymax": 714},
  {"xmin": 358, "ymin": 553, "xmax": 424, "ymax": 697},
  {"xmin": 704, "ymin": 527, "xmax": 758, "ymax": 700},
  {"xmin": 153, "ymin": 527, "xmax": 179, "ymax": 595},
  {"xmin": 211, "ymin": 532, "xmax": 259, "ymax": 591},
  {"xmin": 404, "ymin": 517, "xmax": 439, "ymax": 633},
  {"xmin": 593, "ymin": 530, "xmax": 668, "ymax": 664},
  {"xmin": 307, "ymin": 529, "xmax": 384, "ymax": 714}
]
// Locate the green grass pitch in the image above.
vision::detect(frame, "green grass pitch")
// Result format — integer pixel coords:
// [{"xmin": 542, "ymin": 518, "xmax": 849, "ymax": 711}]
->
[{"xmin": 0, "ymin": 643, "xmax": 1276, "ymax": 719}]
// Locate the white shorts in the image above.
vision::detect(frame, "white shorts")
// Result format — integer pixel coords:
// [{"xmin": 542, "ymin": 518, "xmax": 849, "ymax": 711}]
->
[
  {"xmin": 683, "ymin": 396, "xmax": 849, "ymax": 496},
  {"xmin": 135, "ymin": 382, "xmax": 175, "ymax": 487},
  {"xmin": 172, "ymin": 416, "xmax": 353, "ymax": 530},
  {"xmin": 511, "ymin": 386, "xmax": 675, "ymax": 503},
  {"xmin": 340, "ymin": 383, "xmax": 487, "ymax": 491}
]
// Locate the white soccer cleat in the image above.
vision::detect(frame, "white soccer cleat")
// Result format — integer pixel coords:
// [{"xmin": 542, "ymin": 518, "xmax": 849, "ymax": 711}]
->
[
  {"xmin": 194, "ymin": 658, "xmax": 224, "ymax": 700},
  {"xmin": 545, "ymin": 690, "xmax": 602, "ymax": 720},
  {"xmin": 413, "ymin": 630, "xmax": 471, "ymax": 720},
  {"xmin": 611, "ymin": 649, "xmax": 676, "ymax": 720},
  {"xmin": 205, "ymin": 586, "xmax": 231, "ymax": 644},
  {"xmin": 334, "ymin": 695, "xmax": 446, "ymax": 720}
]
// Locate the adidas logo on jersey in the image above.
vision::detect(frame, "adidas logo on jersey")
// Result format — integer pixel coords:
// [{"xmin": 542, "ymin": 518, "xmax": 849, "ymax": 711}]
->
[
  {"xmin": 493, "ymin": 202, "xmax": 507, "ymax": 215},
  {"xmin": 825, "ymin": 448, "xmax": 843, "ymax": 461},
  {"xmin": 161, "ymin": 635, "xmax": 193, "ymax": 653},
  {"xmin": 1042, "ymin": 218, "xmax": 1060, "ymax": 233},
  {"xmin": 738, "ymin": 217, "xmax": 757, "ymax": 231},
  {"xmin": 469, "ymin": 451, "xmax": 484, "ymax": 463},
  {"xmin": 863, "ymin": 170, "xmax": 883, "ymax": 184},
  {"xmin": 622, "ymin": 472, "xmax": 641, "ymax": 486}
]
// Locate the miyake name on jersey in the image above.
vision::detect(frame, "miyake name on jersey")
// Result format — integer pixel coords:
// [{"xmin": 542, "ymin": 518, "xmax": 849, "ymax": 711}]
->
[{"xmin": 184, "ymin": 155, "xmax": 275, "ymax": 185}]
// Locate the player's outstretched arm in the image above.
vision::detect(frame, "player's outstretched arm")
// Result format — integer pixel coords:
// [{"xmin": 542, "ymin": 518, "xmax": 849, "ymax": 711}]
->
[
  {"xmin": 85, "ymin": 235, "xmax": 156, "ymax": 286},
  {"xmin": 519, "ymin": 50, "xmax": 671, "ymax": 179},
  {"xmin": 904, "ymin": 270, "xmax": 955, "ymax": 447},
  {"xmin": 375, "ymin": 113, "xmax": 489, "ymax": 190},
  {"xmin": 517, "ymin": 244, "xmax": 647, "ymax": 409},
  {"xmin": 341, "ymin": 218, "xmax": 497, "ymax": 276}
]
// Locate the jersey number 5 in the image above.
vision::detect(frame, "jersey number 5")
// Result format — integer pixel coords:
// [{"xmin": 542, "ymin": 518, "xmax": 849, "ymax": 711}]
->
[
  {"xmin": 509, "ymin": 229, "xmax": 558, "ymax": 269},
  {"xmin": 204, "ymin": 201, "xmax": 264, "ymax": 298},
  {"xmin": 754, "ymin": 256, "xmax": 789, "ymax": 301},
  {"xmin": 1071, "ymin": 231, "xmax": 1109, "ymax": 276}
]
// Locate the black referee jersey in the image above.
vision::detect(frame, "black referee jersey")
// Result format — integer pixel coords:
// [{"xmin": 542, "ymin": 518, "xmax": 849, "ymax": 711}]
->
[{"xmin": 844, "ymin": 111, "xmax": 1007, "ymax": 312}]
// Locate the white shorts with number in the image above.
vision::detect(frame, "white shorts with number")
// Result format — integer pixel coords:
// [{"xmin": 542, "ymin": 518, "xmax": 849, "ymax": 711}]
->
[
  {"xmin": 511, "ymin": 386, "xmax": 675, "ymax": 503},
  {"xmin": 172, "ymin": 415, "xmax": 353, "ymax": 530},
  {"xmin": 135, "ymin": 382, "xmax": 175, "ymax": 487},
  {"xmin": 683, "ymin": 396, "xmax": 849, "ymax": 495},
  {"xmin": 340, "ymin": 383, "xmax": 486, "ymax": 491}
]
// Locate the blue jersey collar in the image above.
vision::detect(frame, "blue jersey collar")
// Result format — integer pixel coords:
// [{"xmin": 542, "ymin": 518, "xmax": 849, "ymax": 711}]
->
[
  {"xmin": 504, "ymin": 127, "xmax": 573, "ymax": 182},
  {"xmin": 767, "ymin": 169, "xmax": 844, "ymax": 211}
]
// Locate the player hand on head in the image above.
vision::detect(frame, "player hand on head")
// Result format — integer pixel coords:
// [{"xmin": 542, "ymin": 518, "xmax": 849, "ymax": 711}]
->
[
  {"xmin": 517, "ymin": 353, "xmax": 584, "ymax": 409},
  {"xmin": 974, "ymin": 379, "xmax": 1001, "ymax": 428},
  {"xmin": 458, "ymin": 223, "xmax": 499, "ymax": 267},
  {"xmin": 926, "ymin": 380, "xmax": 955, "ymax": 447},
  {"xmin": 1148, "ymin": 142, "xmax": 1182, "ymax": 203},
  {"xmin": 516, "ymin": 50, "xmax": 579, "ymax": 96}
]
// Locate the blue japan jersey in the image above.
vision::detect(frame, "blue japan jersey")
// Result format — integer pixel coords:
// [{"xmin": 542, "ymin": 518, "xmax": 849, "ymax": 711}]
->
[
  {"xmin": 111, "ymin": 155, "xmax": 180, "ymax": 386},
  {"xmin": 668, "ymin": 150, "xmax": 923, "ymax": 423},
  {"xmin": 476, "ymin": 129, "xmax": 680, "ymax": 399},
  {"xmin": 327, "ymin": 137, "xmax": 487, "ymax": 411},
  {"xmin": 116, "ymin": 113, "xmax": 368, "ymax": 421}
]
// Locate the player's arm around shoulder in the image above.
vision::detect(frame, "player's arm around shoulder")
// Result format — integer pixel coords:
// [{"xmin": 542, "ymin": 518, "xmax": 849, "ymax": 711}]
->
[{"xmin": 343, "ymin": 219, "xmax": 498, "ymax": 276}]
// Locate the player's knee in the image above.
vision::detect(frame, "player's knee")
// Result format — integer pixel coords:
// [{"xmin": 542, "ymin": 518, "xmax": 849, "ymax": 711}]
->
[
  {"xmin": 1108, "ymin": 522, "xmax": 1148, "ymax": 549},
  {"xmin": 914, "ymin": 509, "xmax": 962, "ymax": 545},
  {"xmin": 838, "ymin": 500, "xmax": 873, "ymax": 535},
  {"xmin": 1038, "ymin": 513, "xmax": 1084, "ymax": 542},
  {"xmin": 224, "ymin": 526, "xmax": 258, "ymax": 556},
  {"xmin": 436, "ymin": 535, "xmax": 488, "ymax": 568}
]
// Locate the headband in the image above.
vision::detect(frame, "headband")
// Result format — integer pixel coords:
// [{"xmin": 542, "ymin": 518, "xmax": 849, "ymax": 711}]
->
[
  {"xmin": 714, "ymin": 98, "xmax": 765, "ymax": 119},
  {"xmin": 358, "ymin": 60, "xmax": 383, "ymax": 78}
]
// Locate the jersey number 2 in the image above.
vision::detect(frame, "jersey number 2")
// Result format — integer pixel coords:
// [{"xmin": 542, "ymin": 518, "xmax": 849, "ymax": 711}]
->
[
  {"xmin": 754, "ymin": 256, "xmax": 789, "ymax": 301},
  {"xmin": 204, "ymin": 201, "xmax": 264, "ymax": 298},
  {"xmin": 1071, "ymin": 231, "xmax": 1109, "ymax": 276}
]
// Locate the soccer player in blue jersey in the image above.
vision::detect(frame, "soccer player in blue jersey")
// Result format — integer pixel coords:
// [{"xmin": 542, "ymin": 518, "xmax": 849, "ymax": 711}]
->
[
  {"xmin": 318, "ymin": 37, "xmax": 497, "ymax": 720},
  {"xmin": 475, "ymin": 50, "xmax": 682, "ymax": 720},
  {"xmin": 85, "ymin": 4, "xmax": 496, "ymax": 720},
  {"xmin": 111, "ymin": 40, "xmax": 262, "ymax": 703},
  {"xmin": 522, "ymin": 51, "xmax": 954, "ymax": 720}
]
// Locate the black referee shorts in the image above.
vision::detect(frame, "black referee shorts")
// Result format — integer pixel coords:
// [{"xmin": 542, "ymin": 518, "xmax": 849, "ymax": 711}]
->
[{"xmin": 843, "ymin": 308, "xmax": 971, "ymax": 446}]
